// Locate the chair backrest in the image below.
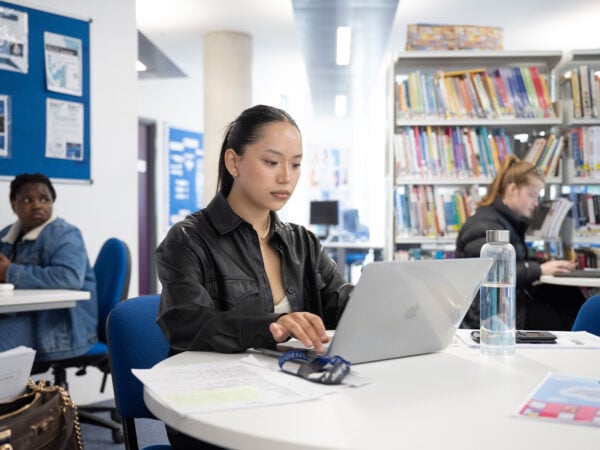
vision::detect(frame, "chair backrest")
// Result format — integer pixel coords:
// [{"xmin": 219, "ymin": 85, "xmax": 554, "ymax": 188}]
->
[
  {"xmin": 106, "ymin": 294, "xmax": 169, "ymax": 420},
  {"xmin": 572, "ymin": 294, "xmax": 600, "ymax": 336},
  {"xmin": 94, "ymin": 238, "xmax": 131, "ymax": 343}
]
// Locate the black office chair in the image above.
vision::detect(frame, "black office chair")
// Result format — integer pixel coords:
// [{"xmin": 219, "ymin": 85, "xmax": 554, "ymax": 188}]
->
[{"xmin": 33, "ymin": 237, "xmax": 131, "ymax": 443}]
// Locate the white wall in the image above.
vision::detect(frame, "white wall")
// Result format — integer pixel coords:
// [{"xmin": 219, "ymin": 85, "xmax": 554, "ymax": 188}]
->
[
  {"xmin": 0, "ymin": 0, "xmax": 139, "ymax": 294},
  {"xmin": 389, "ymin": 0, "xmax": 600, "ymax": 53}
]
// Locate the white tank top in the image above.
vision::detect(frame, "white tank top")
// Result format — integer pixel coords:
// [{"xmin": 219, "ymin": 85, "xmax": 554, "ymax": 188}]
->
[{"xmin": 274, "ymin": 295, "xmax": 292, "ymax": 314}]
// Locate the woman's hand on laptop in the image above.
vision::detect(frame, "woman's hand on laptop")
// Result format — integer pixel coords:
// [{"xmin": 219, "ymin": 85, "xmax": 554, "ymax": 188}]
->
[
  {"xmin": 270, "ymin": 312, "xmax": 330, "ymax": 354},
  {"xmin": 541, "ymin": 259, "xmax": 576, "ymax": 276}
]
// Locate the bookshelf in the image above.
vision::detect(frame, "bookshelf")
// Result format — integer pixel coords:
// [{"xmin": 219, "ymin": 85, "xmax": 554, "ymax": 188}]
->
[
  {"xmin": 557, "ymin": 49, "xmax": 600, "ymax": 249},
  {"xmin": 386, "ymin": 50, "xmax": 564, "ymax": 260}
]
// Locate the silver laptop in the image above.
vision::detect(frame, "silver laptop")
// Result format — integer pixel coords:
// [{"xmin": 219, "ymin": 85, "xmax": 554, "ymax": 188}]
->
[{"xmin": 279, "ymin": 258, "xmax": 492, "ymax": 364}]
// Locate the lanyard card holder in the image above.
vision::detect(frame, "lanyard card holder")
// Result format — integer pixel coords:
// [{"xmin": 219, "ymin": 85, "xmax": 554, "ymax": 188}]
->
[{"xmin": 278, "ymin": 350, "xmax": 351, "ymax": 385}]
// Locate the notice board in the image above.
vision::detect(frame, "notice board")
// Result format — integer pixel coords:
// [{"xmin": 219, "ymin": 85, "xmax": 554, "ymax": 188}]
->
[
  {"xmin": 167, "ymin": 126, "xmax": 204, "ymax": 226},
  {"xmin": 0, "ymin": 1, "xmax": 91, "ymax": 181}
]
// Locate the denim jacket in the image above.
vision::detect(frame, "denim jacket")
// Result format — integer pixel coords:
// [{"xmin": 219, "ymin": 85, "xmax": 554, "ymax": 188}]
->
[
  {"xmin": 156, "ymin": 193, "xmax": 353, "ymax": 354},
  {"xmin": 0, "ymin": 216, "xmax": 98, "ymax": 361}
]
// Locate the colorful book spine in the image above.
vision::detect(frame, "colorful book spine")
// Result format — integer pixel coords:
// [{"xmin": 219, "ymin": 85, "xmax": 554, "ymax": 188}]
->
[
  {"xmin": 512, "ymin": 67, "xmax": 534, "ymax": 118},
  {"xmin": 571, "ymin": 67, "xmax": 583, "ymax": 119},
  {"xmin": 579, "ymin": 65, "xmax": 593, "ymax": 118},
  {"xmin": 529, "ymin": 66, "xmax": 552, "ymax": 118}
]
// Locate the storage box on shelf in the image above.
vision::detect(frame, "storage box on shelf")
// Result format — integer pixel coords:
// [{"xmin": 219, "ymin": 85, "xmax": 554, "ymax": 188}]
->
[
  {"xmin": 386, "ymin": 50, "xmax": 564, "ymax": 261},
  {"xmin": 557, "ymin": 49, "xmax": 600, "ymax": 248}
]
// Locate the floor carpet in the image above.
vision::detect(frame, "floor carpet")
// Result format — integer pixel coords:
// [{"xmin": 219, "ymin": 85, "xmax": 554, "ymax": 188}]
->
[{"xmin": 79, "ymin": 400, "xmax": 169, "ymax": 449}]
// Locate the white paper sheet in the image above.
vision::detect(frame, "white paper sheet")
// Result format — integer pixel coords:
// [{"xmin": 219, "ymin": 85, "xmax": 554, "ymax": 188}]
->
[
  {"xmin": 455, "ymin": 329, "xmax": 600, "ymax": 349},
  {"xmin": 44, "ymin": 31, "xmax": 83, "ymax": 96},
  {"xmin": 0, "ymin": 346, "xmax": 35, "ymax": 401},
  {"xmin": 134, "ymin": 356, "xmax": 346, "ymax": 414},
  {"xmin": 45, "ymin": 98, "xmax": 84, "ymax": 160}
]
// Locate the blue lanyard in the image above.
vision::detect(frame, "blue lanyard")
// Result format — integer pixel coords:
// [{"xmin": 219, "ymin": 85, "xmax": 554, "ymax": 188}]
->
[{"xmin": 278, "ymin": 350, "xmax": 351, "ymax": 385}]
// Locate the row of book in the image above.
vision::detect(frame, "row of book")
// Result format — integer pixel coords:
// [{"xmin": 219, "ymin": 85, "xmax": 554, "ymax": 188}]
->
[
  {"xmin": 394, "ymin": 185, "xmax": 480, "ymax": 239},
  {"xmin": 394, "ymin": 126, "xmax": 513, "ymax": 180},
  {"xmin": 395, "ymin": 65, "xmax": 555, "ymax": 121},
  {"xmin": 522, "ymin": 133, "xmax": 565, "ymax": 178},
  {"xmin": 527, "ymin": 198, "xmax": 573, "ymax": 239},
  {"xmin": 560, "ymin": 65, "xmax": 600, "ymax": 119},
  {"xmin": 567, "ymin": 191, "xmax": 600, "ymax": 230},
  {"xmin": 395, "ymin": 185, "xmax": 584, "ymax": 241},
  {"xmin": 564, "ymin": 126, "xmax": 600, "ymax": 178},
  {"xmin": 394, "ymin": 247, "xmax": 456, "ymax": 261},
  {"xmin": 573, "ymin": 247, "xmax": 600, "ymax": 270}
]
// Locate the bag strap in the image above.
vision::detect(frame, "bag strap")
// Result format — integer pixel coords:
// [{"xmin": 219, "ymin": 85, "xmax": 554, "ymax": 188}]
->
[
  {"xmin": 0, "ymin": 391, "xmax": 40, "ymax": 420},
  {"xmin": 27, "ymin": 380, "xmax": 83, "ymax": 450}
]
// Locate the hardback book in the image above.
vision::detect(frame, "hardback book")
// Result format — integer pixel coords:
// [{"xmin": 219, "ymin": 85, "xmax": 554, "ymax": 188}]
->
[
  {"xmin": 571, "ymin": 67, "xmax": 583, "ymax": 119},
  {"xmin": 579, "ymin": 65, "xmax": 593, "ymax": 118}
]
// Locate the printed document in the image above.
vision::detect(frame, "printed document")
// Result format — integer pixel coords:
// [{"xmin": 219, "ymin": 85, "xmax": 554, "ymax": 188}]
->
[
  {"xmin": 134, "ymin": 357, "xmax": 345, "ymax": 414},
  {"xmin": 515, "ymin": 372, "xmax": 600, "ymax": 427},
  {"xmin": 0, "ymin": 346, "xmax": 35, "ymax": 401},
  {"xmin": 455, "ymin": 329, "xmax": 600, "ymax": 349}
]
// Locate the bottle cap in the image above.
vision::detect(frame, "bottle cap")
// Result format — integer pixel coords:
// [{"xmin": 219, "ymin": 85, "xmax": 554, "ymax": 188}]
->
[{"xmin": 486, "ymin": 229, "xmax": 509, "ymax": 243}]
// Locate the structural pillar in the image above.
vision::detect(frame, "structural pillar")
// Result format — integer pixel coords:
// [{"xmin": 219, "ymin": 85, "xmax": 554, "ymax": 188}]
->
[{"xmin": 203, "ymin": 31, "xmax": 252, "ymax": 205}]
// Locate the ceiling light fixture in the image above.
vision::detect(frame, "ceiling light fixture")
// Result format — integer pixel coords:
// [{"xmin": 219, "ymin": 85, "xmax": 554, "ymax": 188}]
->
[
  {"xmin": 336, "ymin": 26, "xmax": 351, "ymax": 66},
  {"xmin": 136, "ymin": 60, "xmax": 147, "ymax": 72},
  {"xmin": 335, "ymin": 95, "xmax": 347, "ymax": 117}
]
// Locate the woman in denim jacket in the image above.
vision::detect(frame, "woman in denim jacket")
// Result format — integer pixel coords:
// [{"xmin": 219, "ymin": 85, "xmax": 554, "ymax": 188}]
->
[{"xmin": 0, "ymin": 173, "xmax": 98, "ymax": 361}]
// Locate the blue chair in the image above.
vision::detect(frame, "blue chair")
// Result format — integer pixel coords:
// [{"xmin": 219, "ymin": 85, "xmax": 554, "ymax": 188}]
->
[
  {"xmin": 572, "ymin": 294, "xmax": 600, "ymax": 336},
  {"xmin": 32, "ymin": 237, "xmax": 131, "ymax": 442},
  {"xmin": 106, "ymin": 294, "xmax": 172, "ymax": 450}
]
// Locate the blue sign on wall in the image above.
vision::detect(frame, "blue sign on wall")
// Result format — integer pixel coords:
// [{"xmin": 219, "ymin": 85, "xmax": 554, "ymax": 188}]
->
[{"xmin": 168, "ymin": 126, "xmax": 203, "ymax": 226}]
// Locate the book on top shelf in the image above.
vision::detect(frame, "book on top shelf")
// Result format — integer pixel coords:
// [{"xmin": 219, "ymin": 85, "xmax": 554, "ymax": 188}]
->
[
  {"xmin": 592, "ymin": 71, "xmax": 600, "ymax": 118},
  {"xmin": 570, "ymin": 67, "xmax": 583, "ymax": 119},
  {"xmin": 394, "ymin": 64, "xmax": 556, "ymax": 122},
  {"xmin": 579, "ymin": 65, "xmax": 593, "ymax": 118}
]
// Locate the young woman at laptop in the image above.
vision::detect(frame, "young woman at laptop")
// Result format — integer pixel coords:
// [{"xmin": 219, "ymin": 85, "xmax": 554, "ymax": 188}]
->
[
  {"xmin": 156, "ymin": 104, "xmax": 353, "ymax": 448},
  {"xmin": 455, "ymin": 155, "xmax": 586, "ymax": 331}
]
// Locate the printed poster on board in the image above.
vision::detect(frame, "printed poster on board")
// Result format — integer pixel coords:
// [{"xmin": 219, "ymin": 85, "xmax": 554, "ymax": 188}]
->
[
  {"xmin": 44, "ymin": 31, "xmax": 82, "ymax": 96},
  {"xmin": 45, "ymin": 98, "xmax": 84, "ymax": 160},
  {"xmin": 168, "ymin": 126, "xmax": 204, "ymax": 226},
  {"xmin": 0, "ymin": 7, "xmax": 28, "ymax": 74}
]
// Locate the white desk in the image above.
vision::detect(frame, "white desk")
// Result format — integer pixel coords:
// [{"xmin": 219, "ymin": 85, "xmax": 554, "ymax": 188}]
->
[
  {"xmin": 0, "ymin": 289, "xmax": 91, "ymax": 314},
  {"xmin": 144, "ymin": 343, "xmax": 600, "ymax": 450},
  {"xmin": 540, "ymin": 275, "xmax": 600, "ymax": 288}
]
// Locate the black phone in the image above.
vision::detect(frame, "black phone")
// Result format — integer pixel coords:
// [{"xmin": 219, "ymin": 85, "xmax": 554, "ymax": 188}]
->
[
  {"xmin": 515, "ymin": 330, "xmax": 557, "ymax": 343},
  {"xmin": 470, "ymin": 330, "xmax": 557, "ymax": 344}
]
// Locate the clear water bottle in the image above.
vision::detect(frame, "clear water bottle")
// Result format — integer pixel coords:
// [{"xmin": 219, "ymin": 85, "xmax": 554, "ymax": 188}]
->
[{"xmin": 480, "ymin": 229, "xmax": 516, "ymax": 355}]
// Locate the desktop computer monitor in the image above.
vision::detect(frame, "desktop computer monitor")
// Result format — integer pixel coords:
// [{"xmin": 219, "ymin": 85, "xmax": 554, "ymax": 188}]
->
[
  {"xmin": 309, "ymin": 200, "xmax": 339, "ymax": 226},
  {"xmin": 309, "ymin": 201, "xmax": 339, "ymax": 239}
]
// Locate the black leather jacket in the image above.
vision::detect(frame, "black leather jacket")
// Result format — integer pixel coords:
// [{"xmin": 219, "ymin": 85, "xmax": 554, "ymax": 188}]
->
[
  {"xmin": 156, "ymin": 193, "xmax": 353, "ymax": 354},
  {"xmin": 455, "ymin": 198, "xmax": 542, "ymax": 328}
]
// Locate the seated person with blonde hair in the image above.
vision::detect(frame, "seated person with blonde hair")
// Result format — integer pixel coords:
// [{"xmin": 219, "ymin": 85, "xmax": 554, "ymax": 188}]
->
[{"xmin": 456, "ymin": 155, "xmax": 586, "ymax": 331}]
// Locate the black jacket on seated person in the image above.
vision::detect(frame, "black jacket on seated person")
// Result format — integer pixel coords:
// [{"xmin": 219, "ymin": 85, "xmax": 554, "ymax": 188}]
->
[
  {"xmin": 455, "ymin": 198, "xmax": 585, "ymax": 331},
  {"xmin": 455, "ymin": 198, "xmax": 542, "ymax": 329},
  {"xmin": 155, "ymin": 192, "xmax": 352, "ymax": 354}
]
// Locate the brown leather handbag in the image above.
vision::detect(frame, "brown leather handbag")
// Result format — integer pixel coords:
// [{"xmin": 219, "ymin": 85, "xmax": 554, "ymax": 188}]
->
[{"xmin": 0, "ymin": 380, "xmax": 83, "ymax": 450}]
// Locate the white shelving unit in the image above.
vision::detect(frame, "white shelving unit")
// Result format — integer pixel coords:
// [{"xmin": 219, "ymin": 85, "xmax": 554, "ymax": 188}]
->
[
  {"xmin": 386, "ymin": 50, "xmax": 564, "ymax": 260},
  {"xmin": 557, "ymin": 50, "xmax": 600, "ymax": 248}
]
